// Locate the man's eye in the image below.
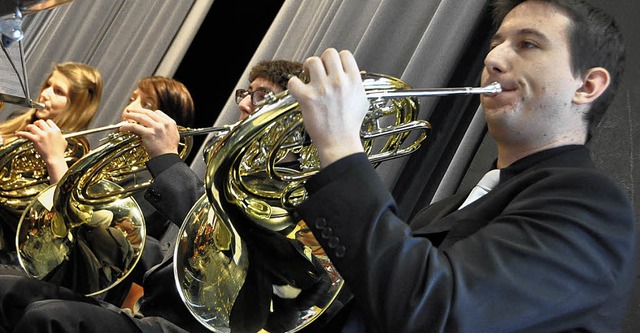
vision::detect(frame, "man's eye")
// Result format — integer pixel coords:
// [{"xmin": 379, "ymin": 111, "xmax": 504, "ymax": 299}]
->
[{"xmin": 520, "ymin": 40, "xmax": 538, "ymax": 49}]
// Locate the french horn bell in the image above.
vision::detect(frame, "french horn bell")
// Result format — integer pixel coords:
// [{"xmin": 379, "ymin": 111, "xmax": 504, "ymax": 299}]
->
[
  {"xmin": 15, "ymin": 130, "xmax": 193, "ymax": 295},
  {"xmin": 175, "ymin": 72, "xmax": 494, "ymax": 332},
  {"xmin": 175, "ymin": 72, "xmax": 500, "ymax": 332},
  {"xmin": 0, "ymin": 135, "xmax": 89, "ymax": 227}
]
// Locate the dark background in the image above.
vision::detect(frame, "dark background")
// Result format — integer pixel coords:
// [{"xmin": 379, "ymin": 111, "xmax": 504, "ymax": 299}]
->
[{"xmin": 173, "ymin": 0, "xmax": 285, "ymax": 164}]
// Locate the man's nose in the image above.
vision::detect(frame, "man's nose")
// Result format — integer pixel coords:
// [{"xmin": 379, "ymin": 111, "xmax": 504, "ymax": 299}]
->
[
  {"xmin": 484, "ymin": 44, "xmax": 510, "ymax": 74},
  {"xmin": 238, "ymin": 99, "xmax": 253, "ymax": 116}
]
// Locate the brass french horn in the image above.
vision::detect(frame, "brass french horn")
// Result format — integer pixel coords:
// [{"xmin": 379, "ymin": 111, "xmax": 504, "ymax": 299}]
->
[
  {"xmin": 0, "ymin": 135, "xmax": 90, "ymax": 226},
  {"xmin": 175, "ymin": 72, "xmax": 501, "ymax": 332},
  {"xmin": 15, "ymin": 130, "xmax": 193, "ymax": 295},
  {"xmin": 175, "ymin": 72, "xmax": 496, "ymax": 332}
]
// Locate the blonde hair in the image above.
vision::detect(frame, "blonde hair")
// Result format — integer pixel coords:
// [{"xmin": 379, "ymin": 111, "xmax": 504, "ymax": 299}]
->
[{"xmin": 0, "ymin": 62, "xmax": 103, "ymax": 142}]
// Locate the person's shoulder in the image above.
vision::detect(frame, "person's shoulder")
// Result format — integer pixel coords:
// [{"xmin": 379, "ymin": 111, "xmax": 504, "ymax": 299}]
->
[{"xmin": 534, "ymin": 166, "xmax": 632, "ymax": 211}]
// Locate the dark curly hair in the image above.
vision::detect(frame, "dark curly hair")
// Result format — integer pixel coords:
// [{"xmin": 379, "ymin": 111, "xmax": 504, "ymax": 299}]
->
[{"xmin": 248, "ymin": 59, "xmax": 304, "ymax": 90}]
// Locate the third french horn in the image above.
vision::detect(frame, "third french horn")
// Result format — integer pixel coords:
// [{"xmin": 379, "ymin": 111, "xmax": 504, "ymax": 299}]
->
[
  {"xmin": 174, "ymin": 72, "xmax": 501, "ymax": 332},
  {"xmin": 0, "ymin": 134, "xmax": 89, "ymax": 221}
]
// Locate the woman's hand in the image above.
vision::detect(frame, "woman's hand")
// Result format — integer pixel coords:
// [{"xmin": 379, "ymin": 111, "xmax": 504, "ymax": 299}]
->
[
  {"xmin": 15, "ymin": 119, "xmax": 68, "ymax": 183},
  {"xmin": 119, "ymin": 107, "xmax": 180, "ymax": 159}
]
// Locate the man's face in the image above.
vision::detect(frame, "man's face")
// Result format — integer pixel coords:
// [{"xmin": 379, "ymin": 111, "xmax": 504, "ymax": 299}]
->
[
  {"xmin": 480, "ymin": 1, "xmax": 584, "ymax": 144},
  {"xmin": 237, "ymin": 77, "xmax": 283, "ymax": 121}
]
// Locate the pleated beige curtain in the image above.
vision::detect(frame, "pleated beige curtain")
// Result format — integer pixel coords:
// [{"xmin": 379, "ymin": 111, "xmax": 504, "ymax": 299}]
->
[
  {"xmin": 3, "ymin": 0, "xmax": 209, "ymax": 147},
  {"xmin": 190, "ymin": 0, "xmax": 490, "ymax": 197},
  {"xmin": 5, "ymin": 0, "xmax": 489, "ymax": 201}
]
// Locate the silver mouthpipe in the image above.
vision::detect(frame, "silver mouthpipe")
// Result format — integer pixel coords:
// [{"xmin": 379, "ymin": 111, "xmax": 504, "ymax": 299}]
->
[
  {"xmin": 179, "ymin": 124, "xmax": 234, "ymax": 137},
  {"xmin": 62, "ymin": 121, "xmax": 129, "ymax": 139},
  {"xmin": 366, "ymin": 82, "xmax": 501, "ymax": 99},
  {"xmin": 62, "ymin": 122, "xmax": 234, "ymax": 140}
]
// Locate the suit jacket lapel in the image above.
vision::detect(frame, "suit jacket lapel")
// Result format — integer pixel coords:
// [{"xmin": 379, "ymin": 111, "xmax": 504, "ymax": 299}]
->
[{"xmin": 410, "ymin": 192, "xmax": 468, "ymax": 233}]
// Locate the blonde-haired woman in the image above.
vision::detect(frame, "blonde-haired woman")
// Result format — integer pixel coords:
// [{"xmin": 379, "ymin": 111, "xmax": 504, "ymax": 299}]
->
[
  {"xmin": 5, "ymin": 62, "xmax": 103, "ymax": 183},
  {"xmin": 2, "ymin": 62, "xmax": 103, "ymax": 138},
  {"xmin": 0, "ymin": 62, "xmax": 102, "ymax": 265}
]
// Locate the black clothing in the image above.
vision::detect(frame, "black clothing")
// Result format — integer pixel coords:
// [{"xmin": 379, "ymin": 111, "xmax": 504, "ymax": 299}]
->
[{"xmin": 297, "ymin": 145, "xmax": 637, "ymax": 332}]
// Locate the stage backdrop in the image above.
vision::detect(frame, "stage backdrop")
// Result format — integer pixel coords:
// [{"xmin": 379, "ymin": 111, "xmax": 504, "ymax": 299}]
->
[{"xmin": 1, "ymin": 0, "xmax": 638, "ymax": 331}]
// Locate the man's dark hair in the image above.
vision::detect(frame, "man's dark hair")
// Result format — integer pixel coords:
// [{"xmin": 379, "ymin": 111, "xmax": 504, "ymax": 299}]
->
[
  {"xmin": 491, "ymin": 0, "xmax": 625, "ymax": 141},
  {"xmin": 249, "ymin": 60, "xmax": 304, "ymax": 90}
]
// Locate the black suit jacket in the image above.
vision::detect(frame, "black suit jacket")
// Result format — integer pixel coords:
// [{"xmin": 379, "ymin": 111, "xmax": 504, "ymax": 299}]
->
[
  {"xmin": 133, "ymin": 153, "xmax": 209, "ymax": 333},
  {"xmin": 296, "ymin": 145, "xmax": 637, "ymax": 333}
]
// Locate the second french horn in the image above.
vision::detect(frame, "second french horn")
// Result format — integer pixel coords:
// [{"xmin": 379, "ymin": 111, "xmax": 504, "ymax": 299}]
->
[{"xmin": 15, "ymin": 130, "xmax": 192, "ymax": 295}]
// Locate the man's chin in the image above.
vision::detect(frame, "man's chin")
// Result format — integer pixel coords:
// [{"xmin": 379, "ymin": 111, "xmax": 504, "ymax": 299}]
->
[{"xmin": 483, "ymin": 98, "xmax": 518, "ymax": 113}]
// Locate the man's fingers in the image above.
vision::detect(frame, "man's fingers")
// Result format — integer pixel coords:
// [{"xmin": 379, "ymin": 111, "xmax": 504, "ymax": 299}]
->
[
  {"xmin": 339, "ymin": 50, "xmax": 361, "ymax": 78},
  {"xmin": 320, "ymin": 48, "xmax": 343, "ymax": 76}
]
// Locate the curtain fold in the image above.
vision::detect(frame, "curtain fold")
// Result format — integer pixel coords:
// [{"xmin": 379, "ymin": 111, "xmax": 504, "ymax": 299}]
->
[
  {"xmin": 2, "ymin": 0, "xmax": 490, "ymax": 219},
  {"xmin": 2, "ymin": 0, "xmax": 200, "ymax": 147},
  {"xmin": 190, "ymin": 0, "xmax": 490, "ymax": 195}
]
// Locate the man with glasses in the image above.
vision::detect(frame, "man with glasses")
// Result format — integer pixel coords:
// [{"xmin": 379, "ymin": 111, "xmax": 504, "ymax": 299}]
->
[{"xmin": 236, "ymin": 59, "xmax": 303, "ymax": 121}]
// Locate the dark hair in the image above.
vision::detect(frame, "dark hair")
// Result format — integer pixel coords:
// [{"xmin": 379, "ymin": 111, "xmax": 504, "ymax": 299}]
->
[
  {"xmin": 136, "ymin": 76, "xmax": 195, "ymax": 127},
  {"xmin": 491, "ymin": 0, "xmax": 625, "ymax": 141},
  {"xmin": 248, "ymin": 59, "xmax": 304, "ymax": 90}
]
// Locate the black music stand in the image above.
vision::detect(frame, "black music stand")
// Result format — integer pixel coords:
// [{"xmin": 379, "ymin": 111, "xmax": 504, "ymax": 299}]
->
[{"xmin": 0, "ymin": 0, "xmax": 74, "ymax": 111}]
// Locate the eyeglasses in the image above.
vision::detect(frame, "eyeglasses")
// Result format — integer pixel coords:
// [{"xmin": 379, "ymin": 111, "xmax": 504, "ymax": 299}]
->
[{"xmin": 235, "ymin": 88, "xmax": 271, "ymax": 106}]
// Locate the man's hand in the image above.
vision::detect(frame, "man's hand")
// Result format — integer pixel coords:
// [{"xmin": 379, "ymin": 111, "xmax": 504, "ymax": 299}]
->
[{"xmin": 288, "ymin": 48, "xmax": 369, "ymax": 168}]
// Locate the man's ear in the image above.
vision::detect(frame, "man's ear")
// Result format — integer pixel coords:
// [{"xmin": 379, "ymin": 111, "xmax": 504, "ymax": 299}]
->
[{"xmin": 573, "ymin": 67, "xmax": 610, "ymax": 104}]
